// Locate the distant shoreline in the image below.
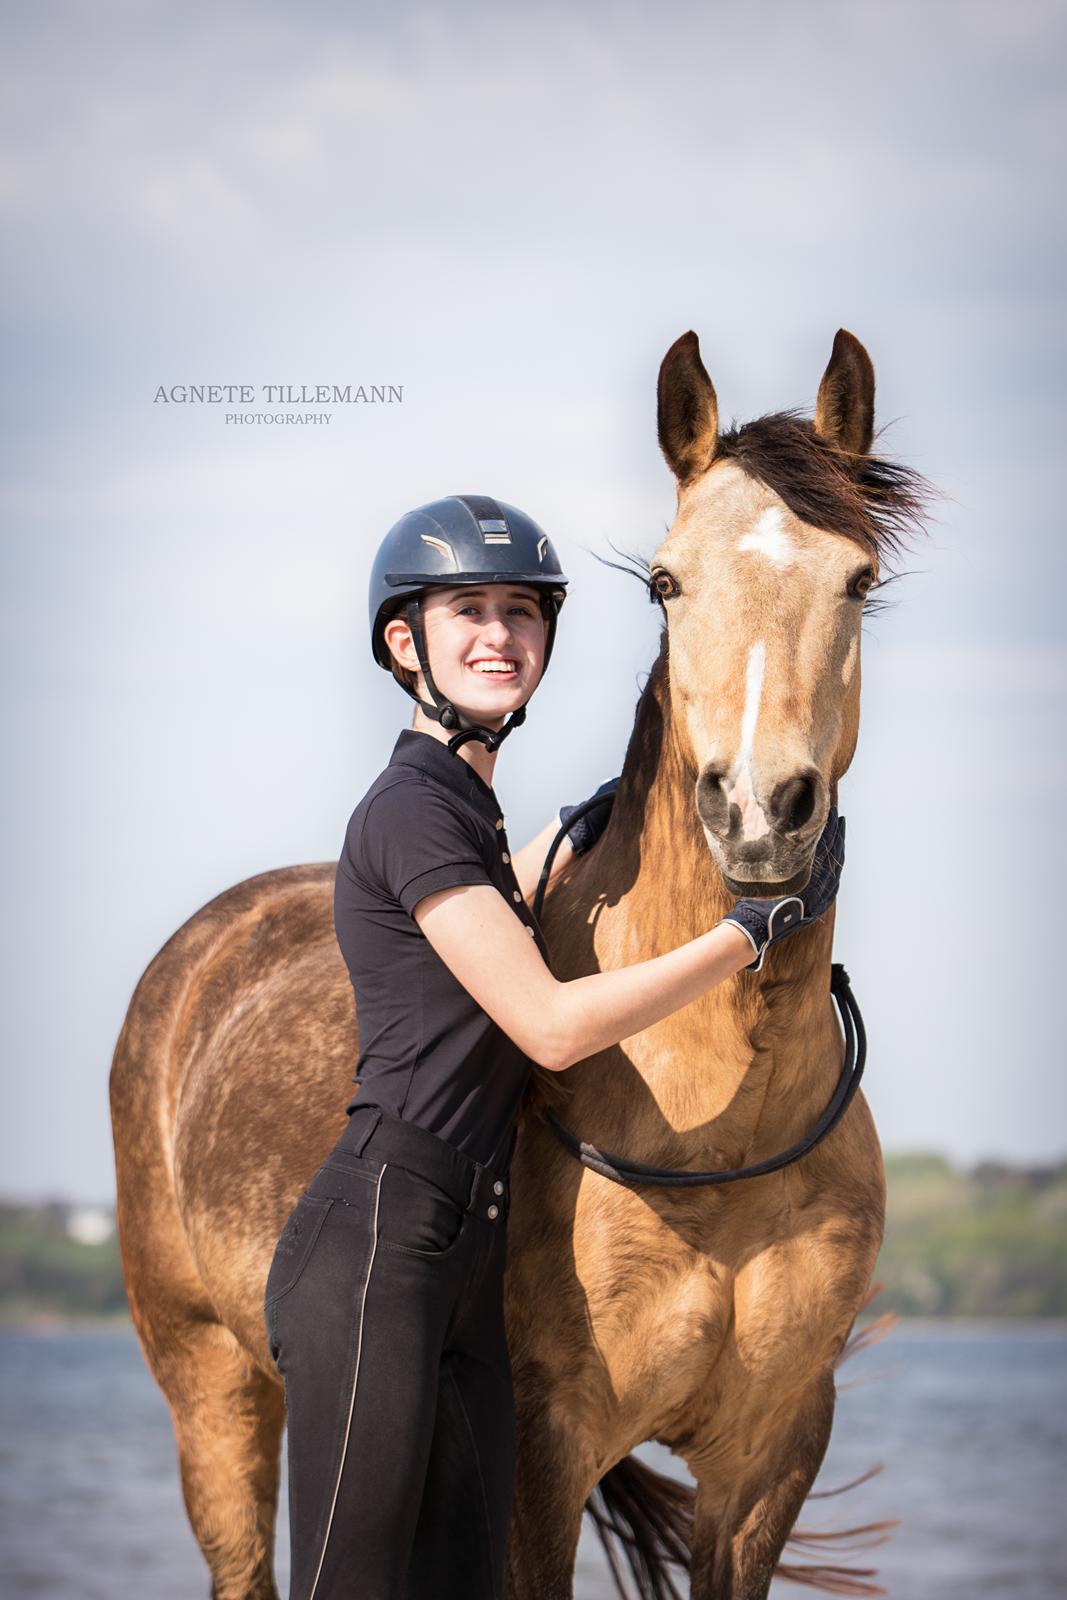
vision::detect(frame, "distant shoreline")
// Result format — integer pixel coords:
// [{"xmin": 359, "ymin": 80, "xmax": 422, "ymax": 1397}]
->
[
  {"xmin": 6, "ymin": 1154, "xmax": 1067, "ymax": 1321},
  {"xmin": 4, "ymin": 1313, "xmax": 1067, "ymax": 1337}
]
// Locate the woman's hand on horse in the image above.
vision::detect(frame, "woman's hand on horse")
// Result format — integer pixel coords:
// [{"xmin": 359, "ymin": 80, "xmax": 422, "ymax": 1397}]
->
[
  {"xmin": 558, "ymin": 777, "xmax": 620, "ymax": 855},
  {"xmin": 509, "ymin": 780, "xmax": 620, "ymax": 903},
  {"xmin": 717, "ymin": 808, "xmax": 846, "ymax": 973}
]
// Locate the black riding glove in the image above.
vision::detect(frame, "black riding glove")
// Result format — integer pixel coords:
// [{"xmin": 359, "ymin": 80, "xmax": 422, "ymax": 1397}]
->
[
  {"xmin": 559, "ymin": 777, "xmax": 620, "ymax": 855},
  {"xmin": 719, "ymin": 808, "xmax": 846, "ymax": 972}
]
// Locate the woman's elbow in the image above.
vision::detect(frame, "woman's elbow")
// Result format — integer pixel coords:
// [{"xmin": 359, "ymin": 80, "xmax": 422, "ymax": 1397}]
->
[
  {"xmin": 518, "ymin": 1028, "xmax": 569, "ymax": 1073},
  {"xmin": 523, "ymin": 995, "xmax": 577, "ymax": 1074}
]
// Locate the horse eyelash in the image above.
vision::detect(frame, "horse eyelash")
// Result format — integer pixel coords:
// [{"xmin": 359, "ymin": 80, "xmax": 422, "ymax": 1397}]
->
[{"xmin": 579, "ymin": 540, "xmax": 668, "ymax": 609}]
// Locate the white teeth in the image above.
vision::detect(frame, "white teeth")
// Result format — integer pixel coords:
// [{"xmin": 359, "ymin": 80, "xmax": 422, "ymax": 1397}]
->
[{"xmin": 470, "ymin": 662, "xmax": 517, "ymax": 674}]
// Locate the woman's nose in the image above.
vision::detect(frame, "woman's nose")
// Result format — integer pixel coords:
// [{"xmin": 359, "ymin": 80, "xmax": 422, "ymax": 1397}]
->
[{"xmin": 479, "ymin": 614, "xmax": 513, "ymax": 644}]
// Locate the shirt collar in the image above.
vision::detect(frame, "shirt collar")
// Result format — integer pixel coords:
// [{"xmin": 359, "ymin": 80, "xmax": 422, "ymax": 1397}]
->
[{"xmin": 388, "ymin": 728, "xmax": 503, "ymax": 824}]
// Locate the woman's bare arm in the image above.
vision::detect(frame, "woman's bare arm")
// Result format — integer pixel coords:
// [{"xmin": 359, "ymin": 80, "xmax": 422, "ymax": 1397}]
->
[
  {"xmin": 509, "ymin": 816, "xmax": 574, "ymax": 905},
  {"xmin": 412, "ymin": 882, "xmax": 753, "ymax": 1072}
]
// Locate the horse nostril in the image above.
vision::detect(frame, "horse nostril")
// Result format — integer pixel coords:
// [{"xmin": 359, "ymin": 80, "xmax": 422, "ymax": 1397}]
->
[
  {"xmin": 696, "ymin": 762, "xmax": 730, "ymax": 833},
  {"xmin": 769, "ymin": 772, "xmax": 819, "ymax": 835}
]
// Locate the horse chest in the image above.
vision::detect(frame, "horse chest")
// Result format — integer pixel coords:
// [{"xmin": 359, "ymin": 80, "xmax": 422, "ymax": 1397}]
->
[
  {"xmin": 572, "ymin": 1216, "xmax": 732, "ymax": 1407},
  {"xmin": 567, "ymin": 1182, "xmax": 872, "ymax": 1432}
]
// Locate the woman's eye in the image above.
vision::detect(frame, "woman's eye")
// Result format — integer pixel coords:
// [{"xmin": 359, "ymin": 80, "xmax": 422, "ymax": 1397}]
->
[{"xmin": 456, "ymin": 604, "xmax": 534, "ymax": 617}]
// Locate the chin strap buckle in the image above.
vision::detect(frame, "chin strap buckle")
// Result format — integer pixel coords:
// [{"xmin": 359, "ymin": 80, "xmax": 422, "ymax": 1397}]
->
[{"xmin": 446, "ymin": 706, "xmax": 527, "ymax": 754}]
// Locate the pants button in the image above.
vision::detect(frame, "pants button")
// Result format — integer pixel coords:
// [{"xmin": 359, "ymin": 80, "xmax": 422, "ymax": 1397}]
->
[{"xmin": 487, "ymin": 1204, "xmax": 500, "ymax": 1220}]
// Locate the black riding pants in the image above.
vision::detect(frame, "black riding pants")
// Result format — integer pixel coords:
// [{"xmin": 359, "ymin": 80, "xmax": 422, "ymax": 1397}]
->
[{"xmin": 264, "ymin": 1103, "xmax": 516, "ymax": 1600}]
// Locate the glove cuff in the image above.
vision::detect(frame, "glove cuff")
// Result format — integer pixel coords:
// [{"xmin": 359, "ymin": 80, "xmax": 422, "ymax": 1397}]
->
[
  {"xmin": 718, "ymin": 910, "xmax": 765, "ymax": 973},
  {"xmin": 720, "ymin": 895, "xmax": 805, "ymax": 975}
]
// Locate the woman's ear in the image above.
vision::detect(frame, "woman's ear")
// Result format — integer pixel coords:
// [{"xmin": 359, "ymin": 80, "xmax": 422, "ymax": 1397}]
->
[{"xmin": 383, "ymin": 614, "xmax": 418, "ymax": 673}]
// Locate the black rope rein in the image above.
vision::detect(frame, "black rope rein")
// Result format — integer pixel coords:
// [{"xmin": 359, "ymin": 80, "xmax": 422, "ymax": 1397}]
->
[{"xmin": 530, "ymin": 795, "xmax": 867, "ymax": 1189}]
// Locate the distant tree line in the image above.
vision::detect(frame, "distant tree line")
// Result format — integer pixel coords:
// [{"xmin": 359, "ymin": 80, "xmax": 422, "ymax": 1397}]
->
[
  {"xmin": 0, "ymin": 1200, "xmax": 127, "ymax": 1321},
  {"xmin": 2, "ymin": 1152, "xmax": 1065, "ymax": 1321},
  {"xmin": 872, "ymin": 1153, "xmax": 1067, "ymax": 1316}
]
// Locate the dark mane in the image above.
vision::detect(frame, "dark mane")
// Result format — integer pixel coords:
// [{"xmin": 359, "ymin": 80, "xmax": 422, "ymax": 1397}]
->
[{"xmin": 717, "ymin": 407, "xmax": 932, "ymax": 569}]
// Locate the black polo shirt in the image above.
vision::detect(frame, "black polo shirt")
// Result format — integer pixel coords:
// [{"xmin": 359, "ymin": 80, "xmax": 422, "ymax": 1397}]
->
[{"xmin": 333, "ymin": 728, "xmax": 553, "ymax": 1166}]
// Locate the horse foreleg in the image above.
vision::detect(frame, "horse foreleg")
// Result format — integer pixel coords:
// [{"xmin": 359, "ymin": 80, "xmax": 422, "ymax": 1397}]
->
[
  {"xmin": 505, "ymin": 1386, "xmax": 596, "ymax": 1600},
  {"xmin": 154, "ymin": 1315, "xmax": 286, "ymax": 1600},
  {"xmin": 689, "ymin": 1371, "xmax": 836, "ymax": 1600}
]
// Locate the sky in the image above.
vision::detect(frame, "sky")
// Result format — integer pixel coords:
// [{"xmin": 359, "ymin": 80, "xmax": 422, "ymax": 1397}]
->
[{"xmin": 2, "ymin": 0, "xmax": 1065, "ymax": 1201}]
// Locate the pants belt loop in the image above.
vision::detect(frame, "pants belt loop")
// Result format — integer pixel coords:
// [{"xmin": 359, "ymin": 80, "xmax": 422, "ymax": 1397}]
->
[{"xmin": 350, "ymin": 1106, "xmax": 383, "ymax": 1156}]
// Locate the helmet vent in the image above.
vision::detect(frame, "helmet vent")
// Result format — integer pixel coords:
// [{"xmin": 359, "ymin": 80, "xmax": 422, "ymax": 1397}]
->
[
  {"xmin": 479, "ymin": 516, "xmax": 510, "ymax": 544},
  {"xmin": 419, "ymin": 533, "xmax": 457, "ymax": 565}
]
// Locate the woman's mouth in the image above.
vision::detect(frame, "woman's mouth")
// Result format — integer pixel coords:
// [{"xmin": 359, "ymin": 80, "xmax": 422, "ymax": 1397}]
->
[{"xmin": 466, "ymin": 658, "xmax": 520, "ymax": 682}]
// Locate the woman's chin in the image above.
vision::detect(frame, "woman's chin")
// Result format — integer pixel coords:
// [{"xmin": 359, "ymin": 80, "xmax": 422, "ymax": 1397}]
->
[
  {"xmin": 452, "ymin": 673, "xmax": 527, "ymax": 723},
  {"xmin": 454, "ymin": 698, "xmax": 513, "ymax": 727}
]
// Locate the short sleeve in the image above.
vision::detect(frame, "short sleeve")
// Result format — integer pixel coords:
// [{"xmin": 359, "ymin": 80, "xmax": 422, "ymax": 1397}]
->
[{"xmin": 356, "ymin": 779, "xmax": 495, "ymax": 918}]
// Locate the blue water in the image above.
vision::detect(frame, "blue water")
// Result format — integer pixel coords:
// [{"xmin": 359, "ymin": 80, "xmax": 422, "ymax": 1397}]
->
[{"xmin": 1, "ymin": 1321, "xmax": 1064, "ymax": 1598}]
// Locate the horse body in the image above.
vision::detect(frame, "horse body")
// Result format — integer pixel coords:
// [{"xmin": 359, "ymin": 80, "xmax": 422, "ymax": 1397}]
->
[
  {"xmin": 112, "ymin": 328, "xmax": 926, "ymax": 1599},
  {"xmin": 502, "ymin": 642, "xmax": 886, "ymax": 1598}
]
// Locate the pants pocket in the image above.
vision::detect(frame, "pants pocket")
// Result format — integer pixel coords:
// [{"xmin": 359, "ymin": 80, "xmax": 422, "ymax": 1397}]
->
[
  {"xmin": 263, "ymin": 1193, "xmax": 335, "ymax": 1311},
  {"xmin": 376, "ymin": 1165, "xmax": 467, "ymax": 1259}
]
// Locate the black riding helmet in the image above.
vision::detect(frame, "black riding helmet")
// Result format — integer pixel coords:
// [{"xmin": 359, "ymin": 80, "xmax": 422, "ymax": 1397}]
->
[{"xmin": 369, "ymin": 494, "xmax": 568, "ymax": 755}]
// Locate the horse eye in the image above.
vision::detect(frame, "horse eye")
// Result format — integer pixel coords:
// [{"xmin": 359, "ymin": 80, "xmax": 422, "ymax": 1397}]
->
[
  {"xmin": 847, "ymin": 567, "xmax": 874, "ymax": 601},
  {"xmin": 649, "ymin": 570, "xmax": 680, "ymax": 604}
]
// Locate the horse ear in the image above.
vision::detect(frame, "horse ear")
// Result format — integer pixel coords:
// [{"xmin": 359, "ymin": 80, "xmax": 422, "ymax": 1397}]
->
[
  {"xmin": 657, "ymin": 331, "xmax": 719, "ymax": 483},
  {"xmin": 814, "ymin": 329, "xmax": 875, "ymax": 456}
]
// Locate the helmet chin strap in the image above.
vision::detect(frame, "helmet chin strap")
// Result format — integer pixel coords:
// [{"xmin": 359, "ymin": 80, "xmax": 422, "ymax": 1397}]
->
[{"xmin": 403, "ymin": 597, "xmax": 528, "ymax": 755}]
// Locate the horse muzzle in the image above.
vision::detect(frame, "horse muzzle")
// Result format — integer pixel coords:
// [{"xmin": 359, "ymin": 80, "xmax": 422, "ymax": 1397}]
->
[{"xmin": 697, "ymin": 759, "xmax": 828, "ymax": 896}]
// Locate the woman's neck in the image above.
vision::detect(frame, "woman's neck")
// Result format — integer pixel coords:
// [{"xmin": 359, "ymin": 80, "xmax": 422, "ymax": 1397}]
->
[{"xmin": 409, "ymin": 706, "xmax": 502, "ymax": 791}]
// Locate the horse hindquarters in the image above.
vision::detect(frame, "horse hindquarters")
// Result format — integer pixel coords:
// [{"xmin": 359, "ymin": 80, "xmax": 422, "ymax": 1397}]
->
[{"xmin": 110, "ymin": 959, "xmax": 287, "ymax": 1600}]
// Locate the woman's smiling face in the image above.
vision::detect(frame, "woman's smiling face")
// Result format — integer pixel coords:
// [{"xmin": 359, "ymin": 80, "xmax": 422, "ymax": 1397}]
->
[{"xmin": 385, "ymin": 582, "xmax": 549, "ymax": 723}]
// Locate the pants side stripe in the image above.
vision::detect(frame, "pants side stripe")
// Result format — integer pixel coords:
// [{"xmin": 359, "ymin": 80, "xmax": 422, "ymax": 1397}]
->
[{"xmin": 306, "ymin": 1160, "xmax": 388, "ymax": 1600}]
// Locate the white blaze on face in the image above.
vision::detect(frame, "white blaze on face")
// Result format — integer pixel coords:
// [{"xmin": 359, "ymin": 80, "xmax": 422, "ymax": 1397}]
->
[
  {"xmin": 737, "ymin": 505, "xmax": 795, "ymax": 567},
  {"xmin": 726, "ymin": 640, "xmax": 771, "ymax": 841},
  {"xmin": 842, "ymin": 634, "xmax": 858, "ymax": 686}
]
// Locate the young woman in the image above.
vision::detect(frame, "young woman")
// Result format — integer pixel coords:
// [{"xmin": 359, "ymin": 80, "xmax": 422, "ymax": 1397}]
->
[{"xmin": 264, "ymin": 494, "xmax": 845, "ymax": 1600}]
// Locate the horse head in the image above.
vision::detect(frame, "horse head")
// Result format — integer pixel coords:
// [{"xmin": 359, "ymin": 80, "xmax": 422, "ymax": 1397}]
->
[{"xmin": 652, "ymin": 327, "xmax": 924, "ymax": 897}]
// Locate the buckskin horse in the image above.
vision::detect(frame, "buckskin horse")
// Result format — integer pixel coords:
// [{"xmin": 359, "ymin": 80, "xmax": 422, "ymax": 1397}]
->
[{"xmin": 110, "ymin": 327, "xmax": 929, "ymax": 1599}]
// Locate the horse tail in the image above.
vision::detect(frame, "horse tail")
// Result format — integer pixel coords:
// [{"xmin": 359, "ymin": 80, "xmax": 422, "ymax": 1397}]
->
[
  {"xmin": 586, "ymin": 1285, "xmax": 899, "ymax": 1600},
  {"xmin": 585, "ymin": 1453, "xmax": 692, "ymax": 1600}
]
